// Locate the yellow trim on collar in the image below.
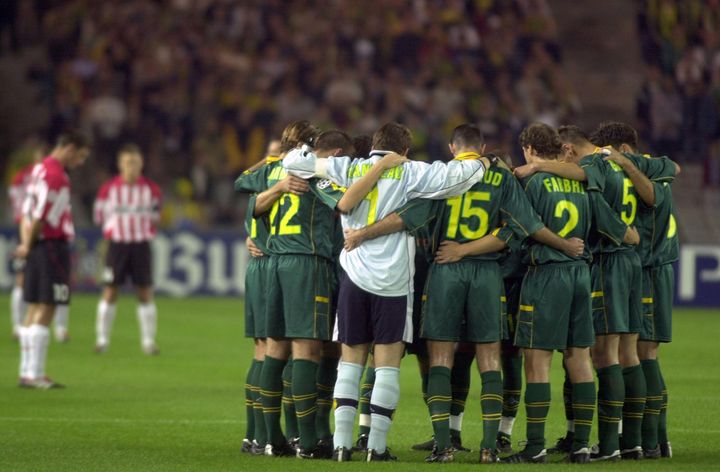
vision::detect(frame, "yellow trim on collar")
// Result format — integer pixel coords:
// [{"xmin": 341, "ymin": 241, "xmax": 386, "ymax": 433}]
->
[
  {"xmin": 265, "ymin": 155, "xmax": 281, "ymax": 163},
  {"xmin": 454, "ymin": 152, "xmax": 481, "ymax": 161}
]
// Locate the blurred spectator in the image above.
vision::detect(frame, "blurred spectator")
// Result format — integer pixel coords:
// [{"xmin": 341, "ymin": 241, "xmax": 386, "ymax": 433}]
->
[{"xmin": 2, "ymin": 0, "xmax": 577, "ymax": 227}]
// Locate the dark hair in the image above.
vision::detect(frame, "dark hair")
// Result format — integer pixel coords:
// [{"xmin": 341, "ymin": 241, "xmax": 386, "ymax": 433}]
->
[
  {"xmin": 315, "ymin": 130, "xmax": 355, "ymax": 156},
  {"xmin": 557, "ymin": 125, "xmax": 590, "ymax": 146},
  {"xmin": 280, "ymin": 120, "xmax": 320, "ymax": 153},
  {"xmin": 352, "ymin": 134, "xmax": 372, "ymax": 158},
  {"xmin": 56, "ymin": 129, "xmax": 90, "ymax": 149},
  {"xmin": 119, "ymin": 143, "xmax": 142, "ymax": 155},
  {"xmin": 590, "ymin": 121, "xmax": 638, "ymax": 151},
  {"xmin": 372, "ymin": 122, "xmax": 412, "ymax": 155},
  {"xmin": 450, "ymin": 124, "xmax": 484, "ymax": 149},
  {"xmin": 519, "ymin": 123, "xmax": 562, "ymax": 158}
]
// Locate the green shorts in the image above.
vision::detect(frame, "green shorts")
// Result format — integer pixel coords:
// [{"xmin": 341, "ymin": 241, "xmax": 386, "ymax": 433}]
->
[
  {"xmin": 245, "ymin": 256, "xmax": 270, "ymax": 338},
  {"xmin": 503, "ymin": 277, "xmax": 523, "ymax": 344},
  {"xmin": 640, "ymin": 264, "xmax": 674, "ymax": 343},
  {"xmin": 514, "ymin": 262, "xmax": 594, "ymax": 350},
  {"xmin": 266, "ymin": 255, "xmax": 333, "ymax": 340},
  {"xmin": 421, "ymin": 260, "xmax": 504, "ymax": 343},
  {"xmin": 590, "ymin": 251, "xmax": 642, "ymax": 335}
]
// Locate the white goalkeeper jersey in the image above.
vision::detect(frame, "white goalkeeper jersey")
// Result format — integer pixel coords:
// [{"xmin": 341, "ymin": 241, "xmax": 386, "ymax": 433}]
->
[{"xmin": 283, "ymin": 147, "xmax": 486, "ymax": 296}]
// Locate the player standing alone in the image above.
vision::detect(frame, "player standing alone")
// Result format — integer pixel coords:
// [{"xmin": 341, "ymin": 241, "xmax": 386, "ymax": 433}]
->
[
  {"xmin": 16, "ymin": 130, "xmax": 90, "ymax": 388},
  {"xmin": 93, "ymin": 144, "xmax": 162, "ymax": 355}
]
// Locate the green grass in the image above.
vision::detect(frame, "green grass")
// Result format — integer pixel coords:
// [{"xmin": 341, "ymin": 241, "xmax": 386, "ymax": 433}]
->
[{"xmin": 0, "ymin": 295, "xmax": 718, "ymax": 470}]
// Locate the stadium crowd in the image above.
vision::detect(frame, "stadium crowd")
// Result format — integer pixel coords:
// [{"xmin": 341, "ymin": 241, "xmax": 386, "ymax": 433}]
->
[
  {"xmin": 2, "ymin": 0, "xmax": 579, "ymax": 226},
  {"xmin": 637, "ymin": 0, "xmax": 720, "ymax": 185}
]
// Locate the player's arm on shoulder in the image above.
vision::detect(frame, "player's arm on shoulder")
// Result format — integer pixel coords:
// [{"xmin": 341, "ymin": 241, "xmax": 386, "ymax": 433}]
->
[
  {"xmin": 516, "ymin": 160, "xmax": 587, "ymax": 181},
  {"xmin": 336, "ymin": 152, "xmax": 408, "ymax": 213},
  {"xmin": 605, "ymin": 151, "xmax": 655, "ymax": 206},
  {"xmin": 406, "ymin": 157, "xmax": 488, "ymax": 199},
  {"xmin": 254, "ymin": 174, "xmax": 309, "ymax": 216}
]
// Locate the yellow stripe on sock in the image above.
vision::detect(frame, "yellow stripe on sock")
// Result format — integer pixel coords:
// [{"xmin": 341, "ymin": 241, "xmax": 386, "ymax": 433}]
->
[
  {"xmin": 574, "ymin": 420, "xmax": 594, "ymax": 426},
  {"xmin": 426, "ymin": 395, "xmax": 452, "ymax": 402},
  {"xmin": 644, "ymin": 409, "xmax": 661, "ymax": 415},
  {"xmin": 262, "ymin": 407, "xmax": 282, "ymax": 413},
  {"xmin": 260, "ymin": 390, "xmax": 282, "ymax": 397},
  {"xmin": 296, "ymin": 407, "xmax": 318, "ymax": 418},
  {"xmin": 292, "ymin": 393, "xmax": 319, "ymax": 401},
  {"xmin": 503, "ymin": 389, "xmax": 522, "ymax": 394},
  {"xmin": 598, "ymin": 400, "xmax": 623, "ymax": 406},
  {"xmin": 481, "ymin": 394, "xmax": 504, "ymax": 401},
  {"xmin": 624, "ymin": 397, "xmax": 646, "ymax": 403},
  {"xmin": 572, "ymin": 404, "xmax": 595, "ymax": 410},
  {"xmin": 526, "ymin": 402, "xmax": 551, "ymax": 407}
]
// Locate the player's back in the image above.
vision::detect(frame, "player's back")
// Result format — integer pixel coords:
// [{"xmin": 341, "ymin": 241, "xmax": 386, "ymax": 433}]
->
[{"xmin": 522, "ymin": 171, "xmax": 590, "ymax": 265}]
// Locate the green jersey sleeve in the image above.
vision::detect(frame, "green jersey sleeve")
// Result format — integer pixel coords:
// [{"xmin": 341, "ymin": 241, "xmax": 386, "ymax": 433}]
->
[
  {"xmin": 579, "ymin": 154, "xmax": 607, "ymax": 192},
  {"xmin": 500, "ymin": 176, "xmax": 544, "ymax": 239},
  {"xmin": 625, "ymin": 153, "xmax": 676, "ymax": 182},
  {"xmin": 396, "ymin": 199, "xmax": 442, "ymax": 235},
  {"xmin": 235, "ymin": 166, "xmax": 270, "ymax": 193},
  {"xmin": 310, "ymin": 178, "xmax": 347, "ymax": 210}
]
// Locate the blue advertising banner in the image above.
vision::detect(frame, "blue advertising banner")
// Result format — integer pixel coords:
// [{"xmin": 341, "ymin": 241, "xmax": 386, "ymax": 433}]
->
[
  {"xmin": 0, "ymin": 228, "xmax": 249, "ymax": 297},
  {"xmin": 1, "ymin": 227, "xmax": 719, "ymax": 306}
]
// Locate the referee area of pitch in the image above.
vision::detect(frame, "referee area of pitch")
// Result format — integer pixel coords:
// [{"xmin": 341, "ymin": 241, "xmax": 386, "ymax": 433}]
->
[{"xmin": 0, "ymin": 294, "xmax": 717, "ymax": 471}]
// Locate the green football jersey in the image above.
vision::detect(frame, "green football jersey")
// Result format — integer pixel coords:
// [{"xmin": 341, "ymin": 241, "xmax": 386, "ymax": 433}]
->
[
  {"xmin": 435, "ymin": 166, "xmax": 544, "ymax": 261},
  {"xmin": 636, "ymin": 181, "xmax": 679, "ymax": 267},
  {"xmin": 245, "ymin": 194, "xmax": 271, "ymax": 254},
  {"xmin": 521, "ymin": 171, "xmax": 591, "ymax": 265},
  {"xmin": 396, "ymin": 198, "xmax": 444, "ymax": 264},
  {"xmin": 580, "ymin": 152, "xmax": 676, "ymax": 254},
  {"xmin": 234, "ymin": 161, "xmax": 336, "ymax": 260}
]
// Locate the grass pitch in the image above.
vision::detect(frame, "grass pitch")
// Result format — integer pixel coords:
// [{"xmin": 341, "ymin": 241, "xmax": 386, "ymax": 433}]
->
[{"xmin": 0, "ymin": 294, "xmax": 718, "ymax": 471}]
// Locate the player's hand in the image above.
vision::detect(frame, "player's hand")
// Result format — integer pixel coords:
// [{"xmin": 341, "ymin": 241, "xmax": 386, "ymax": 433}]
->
[
  {"xmin": 343, "ymin": 228, "xmax": 366, "ymax": 252},
  {"xmin": 278, "ymin": 175, "xmax": 309, "ymax": 196},
  {"xmin": 435, "ymin": 240, "xmax": 466, "ymax": 264},
  {"xmin": 13, "ymin": 244, "xmax": 30, "ymax": 260},
  {"xmin": 623, "ymin": 226, "xmax": 640, "ymax": 245},
  {"xmin": 246, "ymin": 237, "xmax": 264, "ymax": 258},
  {"xmin": 513, "ymin": 162, "xmax": 538, "ymax": 179},
  {"xmin": 603, "ymin": 149, "xmax": 630, "ymax": 168},
  {"xmin": 562, "ymin": 237, "xmax": 585, "ymax": 258},
  {"xmin": 378, "ymin": 152, "xmax": 409, "ymax": 170}
]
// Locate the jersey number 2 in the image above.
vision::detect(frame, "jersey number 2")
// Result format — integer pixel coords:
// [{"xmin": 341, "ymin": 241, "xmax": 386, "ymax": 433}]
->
[{"xmin": 554, "ymin": 200, "xmax": 579, "ymax": 237}]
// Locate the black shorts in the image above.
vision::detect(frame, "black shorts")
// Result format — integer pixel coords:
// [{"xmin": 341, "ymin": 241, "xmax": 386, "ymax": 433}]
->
[
  {"xmin": 336, "ymin": 272, "xmax": 409, "ymax": 346},
  {"xmin": 103, "ymin": 241, "xmax": 152, "ymax": 287},
  {"xmin": 23, "ymin": 239, "xmax": 71, "ymax": 305}
]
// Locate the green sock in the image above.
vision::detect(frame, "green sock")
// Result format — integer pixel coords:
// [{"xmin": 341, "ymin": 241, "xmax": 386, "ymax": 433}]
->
[
  {"xmin": 501, "ymin": 352, "xmax": 522, "ymax": 421},
  {"xmin": 571, "ymin": 382, "xmax": 596, "ymax": 452},
  {"xmin": 596, "ymin": 364, "xmax": 624, "ymax": 456},
  {"xmin": 252, "ymin": 360, "xmax": 267, "ymax": 445},
  {"xmin": 658, "ymin": 366, "xmax": 668, "ymax": 443},
  {"xmin": 315, "ymin": 356, "xmax": 338, "ymax": 440},
  {"xmin": 282, "ymin": 360, "xmax": 299, "ymax": 440},
  {"xmin": 641, "ymin": 359, "xmax": 662, "ymax": 450},
  {"xmin": 524, "ymin": 382, "xmax": 550, "ymax": 456},
  {"xmin": 358, "ymin": 366, "xmax": 375, "ymax": 437},
  {"xmin": 450, "ymin": 351, "xmax": 473, "ymax": 440},
  {"xmin": 260, "ymin": 355, "xmax": 286, "ymax": 446},
  {"xmin": 293, "ymin": 359, "xmax": 319, "ymax": 450},
  {"xmin": 562, "ymin": 366, "xmax": 575, "ymax": 439},
  {"xmin": 480, "ymin": 371, "xmax": 503, "ymax": 450},
  {"xmin": 427, "ymin": 366, "xmax": 452, "ymax": 450},
  {"xmin": 244, "ymin": 361, "xmax": 256, "ymax": 441},
  {"xmin": 621, "ymin": 364, "xmax": 647, "ymax": 450}
]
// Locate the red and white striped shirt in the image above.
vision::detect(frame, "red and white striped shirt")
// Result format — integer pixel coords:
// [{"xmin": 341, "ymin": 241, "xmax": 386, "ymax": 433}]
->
[
  {"xmin": 9, "ymin": 163, "xmax": 35, "ymax": 224},
  {"xmin": 22, "ymin": 156, "xmax": 75, "ymax": 241},
  {"xmin": 94, "ymin": 176, "xmax": 162, "ymax": 243}
]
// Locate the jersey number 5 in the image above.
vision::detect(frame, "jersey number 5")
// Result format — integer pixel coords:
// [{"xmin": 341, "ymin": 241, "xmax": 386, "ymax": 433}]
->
[
  {"xmin": 269, "ymin": 194, "xmax": 301, "ymax": 235},
  {"xmin": 445, "ymin": 191, "xmax": 490, "ymax": 239},
  {"xmin": 621, "ymin": 178, "xmax": 637, "ymax": 225}
]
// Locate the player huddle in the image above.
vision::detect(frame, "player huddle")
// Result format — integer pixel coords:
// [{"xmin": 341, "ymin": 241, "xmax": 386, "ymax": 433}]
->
[{"xmin": 237, "ymin": 120, "xmax": 678, "ymax": 464}]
